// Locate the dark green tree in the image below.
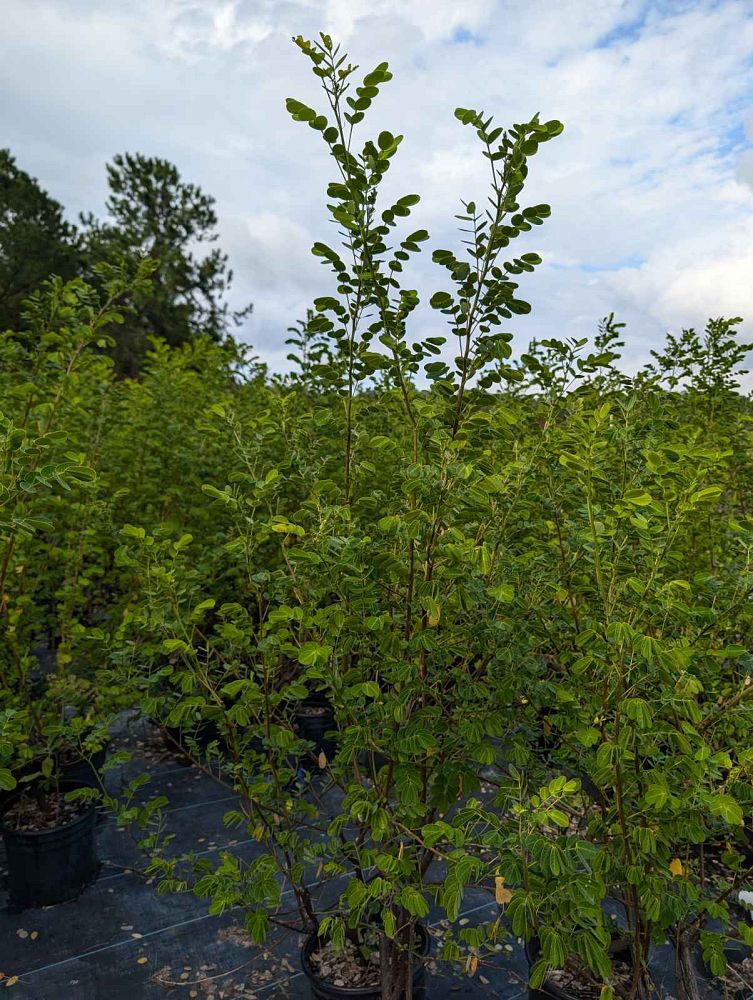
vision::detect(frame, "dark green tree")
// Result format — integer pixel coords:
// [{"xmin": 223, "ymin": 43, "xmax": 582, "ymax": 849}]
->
[
  {"xmin": 81, "ymin": 153, "xmax": 251, "ymax": 374},
  {"xmin": 0, "ymin": 150, "xmax": 78, "ymax": 331}
]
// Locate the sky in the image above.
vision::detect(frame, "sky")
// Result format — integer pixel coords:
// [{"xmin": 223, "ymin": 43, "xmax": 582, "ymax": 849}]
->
[{"xmin": 2, "ymin": 0, "xmax": 753, "ymax": 374}]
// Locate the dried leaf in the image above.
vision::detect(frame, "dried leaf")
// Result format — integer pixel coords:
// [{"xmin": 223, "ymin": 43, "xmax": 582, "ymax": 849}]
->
[
  {"xmin": 495, "ymin": 876, "xmax": 512, "ymax": 905},
  {"xmin": 318, "ymin": 751, "xmax": 327, "ymax": 769},
  {"xmin": 467, "ymin": 955, "xmax": 479, "ymax": 976}
]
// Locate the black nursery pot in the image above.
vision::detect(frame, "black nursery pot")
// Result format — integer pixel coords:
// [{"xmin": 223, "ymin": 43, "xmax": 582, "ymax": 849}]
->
[
  {"xmin": 301, "ymin": 922, "xmax": 431, "ymax": 1000},
  {"xmin": 294, "ymin": 692, "xmax": 338, "ymax": 765},
  {"xmin": 0, "ymin": 781, "xmax": 99, "ymax": 907},
  {"xmin": 676, "ymin": 934, "xmax": 751, "ymax": 1000},
  {"xmin": 163, "ymin": 717, "xmax": 224, "ymax": 759},
  {"xmin": 533, "ymin": 706, "xmax": 562, "ymax": 759},
  {"xmin": 525, "ymin": 936, "xmax": 632, "ymax": 1000},
  {"xmin": 0, "ymin": 746, "xmax": 109, "ymax": 813},
  {"xmin": 59, "ymin": 745, "xmax": 108, "ymax": 788}
]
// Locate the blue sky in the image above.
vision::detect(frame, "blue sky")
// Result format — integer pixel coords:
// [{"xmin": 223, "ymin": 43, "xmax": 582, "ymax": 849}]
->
[{"xmin": 2, "ymin": 0, "xmax": 753, "ymax": 372}]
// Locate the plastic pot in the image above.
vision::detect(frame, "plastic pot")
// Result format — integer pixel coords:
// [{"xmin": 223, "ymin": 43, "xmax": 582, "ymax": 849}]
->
[
  {"xmin": 301, "ymin": 921, "xmax": 430, "ymax": 1000},
  {"xmin": 674, "ymin": 932, "xmax": 751, "ymax": 1000},
  {"xmin": 294, "ymin": 692, "xmax": 337, "ymax": 766},
  {"xmin": 59, "ymin": 745, "xmax": 108, "ymax": 788},
  {"xmin": 1, "ymin": 781, "xmax": 98, "ymax": 907},
  {"xmin": 358, "ymin": 749, "xmax": 390, "ymax": 781},
  {"xmin": 0, "ymin": 746, "xmax": 109, "ymax": 823},
  {"xmin": 525, "ymin": 936, "xmax": 633, "ymax": 1000},
  {"xmin": 162, "ymin": 718, "xmax": 224, "ymax": 758}
]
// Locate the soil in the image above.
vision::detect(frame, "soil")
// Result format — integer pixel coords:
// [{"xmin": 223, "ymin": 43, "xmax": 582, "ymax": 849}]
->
[
  {"xmin": 309, "ymin": 937, "xmax": 382, "ymax": 989},
  {"xmin": 547, "ymin": 954, "xmax": 633, "ymax": 1000},
  {"xmin": 722, "ymin": 954, "xmax": 753, "ymax": 996},
  {"xmin": 2, "ymin": 789, "xmax": 90, "ymax": 832}
]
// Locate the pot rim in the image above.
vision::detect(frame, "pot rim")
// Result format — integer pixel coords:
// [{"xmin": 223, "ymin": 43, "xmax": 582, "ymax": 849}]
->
[
  {"xmin": 300, "ymin": 920, "xmax": 430, "ymax": 997},
  {"xmin": 0, "ymin": 780, "xmax": 97, "ymax": 837},
  {"xmin": 525, "ymin": 935, "xmax": 635, "ymax": 1000}
]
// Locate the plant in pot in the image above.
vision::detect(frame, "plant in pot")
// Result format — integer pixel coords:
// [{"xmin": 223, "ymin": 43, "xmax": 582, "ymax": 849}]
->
[
  {"xmin": 477, "ymin": 362, "xmax": 753, "ymax": 1000},
  {"xmin": 121, "ymin": 31, "xmax": 564, "ymax": 999},
  {"xmin": 0, "ymin": 261, "xmax": 154, "ymax": 905}
]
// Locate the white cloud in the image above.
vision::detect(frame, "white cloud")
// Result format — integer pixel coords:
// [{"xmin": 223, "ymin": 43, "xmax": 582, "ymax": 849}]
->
[{"xmin": 1, "ymin": 0, "xmax": 753, "ymax": 371}]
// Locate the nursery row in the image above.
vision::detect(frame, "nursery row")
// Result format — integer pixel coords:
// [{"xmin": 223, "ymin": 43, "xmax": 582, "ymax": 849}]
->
[{"xmin": 3, "ymin": 32, "xmax": 753, "ymax": 1000}]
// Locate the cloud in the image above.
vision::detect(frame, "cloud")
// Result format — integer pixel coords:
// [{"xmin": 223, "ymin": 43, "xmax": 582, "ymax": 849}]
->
[{"xmin": 1, "ymin": 0, "xmax": 753, "ymax": 371}]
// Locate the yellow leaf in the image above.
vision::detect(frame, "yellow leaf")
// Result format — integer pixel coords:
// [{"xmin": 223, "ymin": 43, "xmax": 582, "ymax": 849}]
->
[
  {"xmin": 30, "ymin": 932, "xmax": 38, "ymax": 941},
  {"xmin": 318, "ymin": 751, "xmax": 327, "ymax": 769},
  {"xmin": 6, "ymin": 976, "xmax": 19, "ymax": 987},
  {"xmin": 253, "ymin": 824, "xmax": 264, "ymax": 841},
  {"xmin": 428, "ymin": 614, "xmax": 440, "ymax": 628},
  {"xmin": 137, "ymin": 957, "xmax": 148, "ymax": 965},
  {"xmin": 398, "ymin": 841, "xmax": 404, "ymax": 860},
  {"xmin": 669, "ymin": 858, "xmax": 684, "ymax": 877},
  {"xmin": 495, "ymin": 876, "xmax": 512, "ymax": 905}
]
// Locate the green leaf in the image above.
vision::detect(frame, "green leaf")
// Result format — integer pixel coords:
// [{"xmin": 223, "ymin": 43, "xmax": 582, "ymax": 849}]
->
[
  {"xmin": 162, "ymin": 638, "xmax": 190, "ymax": 654},
  {"xmin": 709, "ymin": 794, "xmax": 743, "ymax": 826},
  {"xmin": 190, "ymin": 598, "xmax": 216, "ymax": 621},
  {"xmin": 623, "ymin": 489, "xmax": 653, "ymax": 506},
  {"xmin": 488, "ymin": 583, "xmax": 515, "ymax": 602},
  {"xmin": 644, "ymin": 783, "xmax": 669, "ymax": 810},
  {"xmin": 430, "ymin": 291, "xmax": 453, "ymax": 310},
  {"xmin": 0, "ymin": 769, "xmax": 16, "ymax": 791},
  {"xmin": 297, "ymin": 642, "xmax": 332, "ymax": 667},
  {"xmin": 399, "ymin": 886, "xmax": 429, "ymax": 918}
]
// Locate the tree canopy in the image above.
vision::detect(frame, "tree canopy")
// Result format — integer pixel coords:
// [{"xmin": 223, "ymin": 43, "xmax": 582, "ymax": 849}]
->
[
  {"xmin": 0, "ymin": 149, "xmax": 78, "ymax": 332},
  {"xmin": 0, "ymin": 149, "xmax": 251, "ymax": 375}
]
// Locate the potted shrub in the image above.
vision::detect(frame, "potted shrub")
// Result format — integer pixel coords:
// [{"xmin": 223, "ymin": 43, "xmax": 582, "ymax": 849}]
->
[
  {"xmin": 119, "ymin": 31, "xmax": 563, "ymax": 999},
  {"xmin": 460, "ymin": 333, "xmax": 753, "ymax": 1000},
  {"xmin": 0, "ymin": 262, "xmax": 154, "ymax": 902}
]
